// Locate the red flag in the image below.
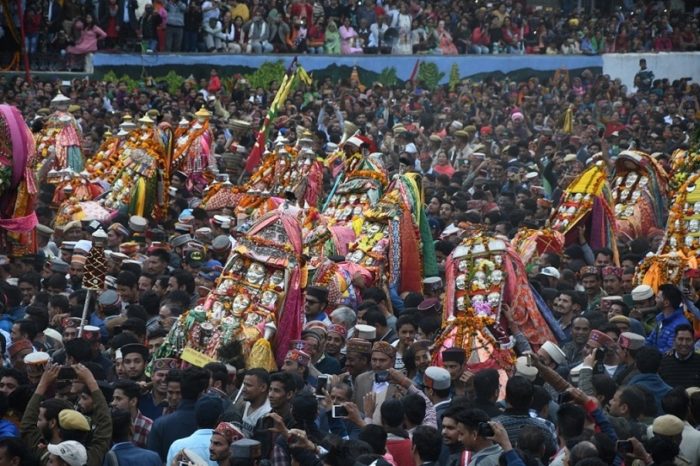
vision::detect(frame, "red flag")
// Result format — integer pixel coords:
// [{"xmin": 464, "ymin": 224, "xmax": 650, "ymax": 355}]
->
[{"xmin": 244, "ymin": 127, "xmax": 267, "ymax": 173}]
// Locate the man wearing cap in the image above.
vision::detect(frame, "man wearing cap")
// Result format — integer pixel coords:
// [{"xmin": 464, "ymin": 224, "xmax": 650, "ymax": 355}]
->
[
  {"xmin": 646, "ymin": 284, "xmax": 691, "ymax": 354},
  {"xmin": 47, "ymin": 440, "xmax": 87, "ymax": 466},
  {"xmin": 301, "ymin": 326, "xmax": 342, "ymax": 376},
  {"xmin": 580, "ymin": 266, "xmax": 605, "ymax": 313},
  {"xmin": 612, "ymin": 331, "xmax": 645, "ymax": 385},
  {"xmin": 325, "ymin": 324, "xmax": 347, "ymax": 364},
  {"xmin": 343, "ymin": 338, "xmax": 372, "ymax": 381},
  {"xmin": 424, "ymin": 367, "xmax": 451, "ymax": 429},
  {"xmin": 304, "ymin": 286, "xmax": 331, "ymax": 326},
  {"xmin": 209, "ymin": 422, "xmax": 244, "ymax": 466},
  {"xmin": 601, "ymin": 266, "xmax": 624, "ymax": 296},
  {"xmin": 647, "ymin": 414, "xmax": 692, "ymax": 466},
  {"xmin": 21, "ymin": 364, "xmax": 112, "ymax": 466},
  {"xmin": 108, "ymin": 224, "xmax": 131, "ymax": 251},
  {"xmin": 282, "ymin": 349, "xmax": 313, "ymax": 384},
  {"xmin": 352, "ymin": 341, "xmax": 402, "ymax": 423},
  {"xmin": 630, "ymin": 284, "xmax": 659, "ymax": 331},
  {"xmin": 659, "ymin": 324, "xmax": 700, "ymax": 389},
  {"xmin": 568, "ymin": 329, "xmax": 619, "ymax": 385}
]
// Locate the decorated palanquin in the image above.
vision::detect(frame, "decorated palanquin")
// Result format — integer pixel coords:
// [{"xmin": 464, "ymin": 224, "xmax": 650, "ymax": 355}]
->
[
  {"xmin": 47, "ymin": 169, "xmax": 105, "ymax": 207},
  {"xmin": 511, "ymin": 228, "xmax": 565, "ymax": 267},
  {"xmin": 0, "ymin": 105, "xmax": 39, "ymax": 256},
  {"xmin": 345, "ymin": 173, "xmax": 437, "ymax": 292},
  {"xmin": 433, "ymin": 233, "xmax": 559, "ymax": 370},
  {"xmin": 636, "ymin": 171, "xmax": 700, "ymax": 291},
  {"xmin": 669, "ymin": 148, "xmax": 700, "ymax": 192},
  {"xmin": 34, "ymin": 94, "xmax": 85, "ymax": 175},
  {"xmin": 548, "ymin": 162, "xmax": 619, "ymax": 263},
  {"xmin": 322, "ymin": 156, "xmax": 388, "ymax": 227},
  {"xmin": 101, "ymin": 117, "xmax": 168, "ymax": 218},
  {"xmin": 156, "ymin": 209, "xmax": 306, "ymax": 369},
  {"xmin": 610, "ymin": 150, "xmax": 669, "ymax": 240},
  {"xmin": 171, "ymin": 107, "xmax": 216, "ymax": 193},
  {"xmin": 87, "ymin": 130, "xmax": 123, "ymax": 179}
]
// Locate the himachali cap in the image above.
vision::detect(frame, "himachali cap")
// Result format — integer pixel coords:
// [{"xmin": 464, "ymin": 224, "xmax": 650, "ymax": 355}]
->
[
  {"xmin": 371, "ymin": 341, "xmax": 396, "ymax": 359},
  {"xmin": 601, "ymin": 266, "xmax": 623, "ymax": 278},
  {"xmin": 24, "ymin": 351, "xmax": 50, "ymax": 367},
  {"xmin": 418, "ymin": 297, "xmax": 441, "ymax": 313},
  {"xmin": 301, "ymin": 328, "xmax": 325, "ymax": 345},
  {"xmin": 98, "ymin": 289, "xmax": 121, "ymax": 307},
  {"xmin": 60, "ymin": 241, "xmax": 77, "ymax": 251},
  {"xmin": 174, "ymin": 223, "xmax": 194, "ymax": 234},
  {"xmin": 354, "ymin": 324, "xmax": 376, "ymax": 340},
  {"xmin": 153, "ymin": 358, "xmax": 179, "ymax": 371},
  {"xmin": 423, "ymin": 276, "xmax": 444, "ymax": 292},
  {"xmin": 289, "ymin": 340, "xmax": 312, "ymax": 353},
  {"xmin": 81, "ymin": 325, "xmax": 101, "ymax": 342},
  {"xmin": 579, "ymin": 266, "xmax": 600, "ymax": 278},
  {"xmin": 601, "ymin": 295, "xmax": 623, "ymax": 302},
  {"xmin": 424, "ymin": 366, "xmax": 451, "ymax": 390},
  {"xmin": 62, "ymin": 317, "xmax": 82, "ymax": 329},
  {"xmin": 285, "ymin": 349, "xmax": 311, "ymax": 367},
  {"xmin": 327, "ymin": 324, "xmax": 347, "ymax": 340},
  {"xmin": 9, "ymin": 339, "xmax": 33, "ymax": 358},
  {"xmin": 70, "ymin": 255, "xmax": 87, "ymax": 265},
  {"xmin": 212, "ymin": 215, "xmax": 231, "ymax": 226},
  {"xmin": 442, "ymin": 347, "xmax": 466, "ymax": 364},
  {"xmin": 618, "ymin": 332, "xmax": 645, "ymax": 350},
  {"xmin": 346, "ymin": 338, "xmax": 372, "ymax": 355},
  {"xmin": 120, "ymin": 343, "xmax": 149, "ymax": 360},
  {"xmin": 119, "ymin": 242, "xmax": 140, "ymax": 256},
  {"xmin": 231, "ymin": 439, "xmax": 262, "ymax": 460},
  {"xmin": 128, "ymin": 216, "xmax": 148, "ymax": 232},
  {"xmin": 51, "ymin": 258, "xmax": 70, "ymax": 274},
  {"xmin": 540, "ymin": 341, "xmax": 567, "ymax": 365},
  {"xmin": 109, "ymin": 223, "xmax": 130, "ymax": 237},
  {"xmin": 540, "ymin": 267, "xmax": 561, "ymax": 279},
  {"xmin": 211, "ymin": 235, "xmax": 232, "ymax": 253},
  {"xmin": 587, "ymin": 329, "xmax": 616, "ymax": 349},
  {"xmin": 515, "ymin": 356, "xmax": 539, "ymax": 381},
  {"xmin": 171, "ymin": 234, "xmax": 193, "ymax": 248},
  {"xmin": 213, "ymin": 422, "xmax": 244, "ymax": 444},
  {"xmin": 631, "ymin": 285, "xmax": 654, "ymax": 302},
  {"xmin": 62, "ymin": 221, "xmax": 82, "ymax": 233},
  {"xmin": 653, "ymin": 414, "xmax": 684, "ymax": 436}
]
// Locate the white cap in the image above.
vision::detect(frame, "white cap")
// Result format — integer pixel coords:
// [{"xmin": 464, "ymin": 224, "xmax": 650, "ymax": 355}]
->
[
  {"xmin": 404, "ymin": 143, "xmax": 418, "ymax": 154},
  {"xmin": 540, "ymin": 341, "xmax": 567, "ymax": 366},
  {"xmin": 563, "ymin": 153, "xmax": 578, "ymax": 163},
  {"xmin": 515, "ymin": 356, "xmax": 538, "ymax": 381},
  {"xmin": 540, "ymin": 266, "xmax": 560, "ymax": 279},
  {"xmin": 354, "ymin": 324, "xmax": 376, "ymax": 340},
  {"xmin": 631, "ymin": 284, "xmax": 654, "ymax": 302},
  {"xmin": 424, "ymin": 366, "xmax": 451, "ymax": 390},
  {"xmin": 24, "ymin": 351, "xmax": 50, "ymax": 365},
  {"xmin": 47, "ymin": 441, "xmax": 87, "ymax": 466},
  {"xmin": 74, "ymin": 240, "xmax": 92, "ymax": 253}
]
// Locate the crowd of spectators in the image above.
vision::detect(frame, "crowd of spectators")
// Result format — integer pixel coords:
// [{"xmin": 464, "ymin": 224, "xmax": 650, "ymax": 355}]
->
[
  {"xmin": 0, "ymin": 35, "xmax": 699, "ymax": 466},
  {"xmin": 10, "ymin": 0, "xmax": 700, "ymax": 70}
]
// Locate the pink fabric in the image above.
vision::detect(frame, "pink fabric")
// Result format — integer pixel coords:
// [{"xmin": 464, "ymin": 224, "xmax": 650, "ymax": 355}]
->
[
  {"xmin": 0, "ymin": 105, "xmax": 33, "ymax": 188},
  {"xmin": 0, "ymin": 212, "xmax": 38, "ymax": 231},
  {"xmin": 329, "ymin": 225, "xmax": 355, "ymax": 255},
  {"xmin": 274, "ymin": 267, "xmax": 303, "ymax": 366}
]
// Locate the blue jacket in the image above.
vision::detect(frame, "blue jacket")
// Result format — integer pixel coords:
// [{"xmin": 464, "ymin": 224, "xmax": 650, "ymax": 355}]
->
[
  {"xmin": 628, "ymin": 373, "xmax": 672, "ymax": 415},
  {"xmin": 646, "ymin": 308, "xmax": 690, "ymax": 353},
  {"xmin": 146, "ymin": 399, "xmax": 198, "ymax": 461},
  {"xmin": 106, "ymin": 442, "xmax": 162, "ymax": 466}
]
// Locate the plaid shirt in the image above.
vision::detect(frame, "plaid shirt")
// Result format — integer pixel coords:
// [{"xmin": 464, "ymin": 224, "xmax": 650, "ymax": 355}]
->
[{"xmin": 132, "ymin": 410, "xmax": 153, "ymax": 448}]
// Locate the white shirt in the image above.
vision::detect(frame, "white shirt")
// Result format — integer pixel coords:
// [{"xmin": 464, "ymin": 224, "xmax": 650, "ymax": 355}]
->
[{"xmin": 241, "ymin": 399, "xmax": 271, "ymax": 437}]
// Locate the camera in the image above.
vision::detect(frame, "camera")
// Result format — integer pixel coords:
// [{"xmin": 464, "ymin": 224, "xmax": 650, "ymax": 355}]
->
[
  {"xmin": 477, "ymin": 422, "xmax": 494, "ymax": 437},
  {"xmin": 58, "ymin": 367, "xmax": 77, "ymax": 380},
  {"xmin": 595, "ymin": 347, "xmax": 607, "ymax": 363},
  {"xmin": 332, "ymin": 405, "xmax": 349, "ymax": 418},
  {"xmin": 374, "ymin": 371, "xmax": 390, "ymax": 383},
  {"xmin": 316, "ymin": 375, "xmax": 329, "ymax": 396},
  {"xmin": 261, "ymin": 416, "xmax": 274, "ymax": 431}
]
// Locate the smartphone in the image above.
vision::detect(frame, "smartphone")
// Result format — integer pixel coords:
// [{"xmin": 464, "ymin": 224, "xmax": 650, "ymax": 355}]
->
[
  {"xmin": 316, "ymin": 375, "xmax": 329, "ymax": 397},
  {"xmin": 477, "ymin": 422, "xmax": 494, "ymax": 437},
  {"xmin": 595, "ymin": 347, "xmax": 607, "ymax": 363},
  {"xmin": 58, "ymin": 367, "xmax": 77, "ymax": 380},
  {"xmin": 616, "ymin": 440, "xmax": 633, "ymax": 455},
  {"xmin": 332, "ymin": 405, "xmax": 349, "ymax": 418},
  {"xmin": 261, "ymin": 416, "xmax": 274, "ymax": 431},
  {"xmin": 558, "ymin": 392, "xmax": 573, "ymax": 404},
  {"xmin": 374, "ymin": 371, "xmax": 390, "ymax": 383}
]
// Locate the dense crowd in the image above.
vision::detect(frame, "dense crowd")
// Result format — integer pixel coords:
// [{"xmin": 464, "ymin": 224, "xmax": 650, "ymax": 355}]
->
[
  {"xmin": 0, "ymin": 43, "xmax": 699, "ymax": 466},
  {"xmin": 11, "ymin": 0, "xmax": 700, "ymax": 70}
]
